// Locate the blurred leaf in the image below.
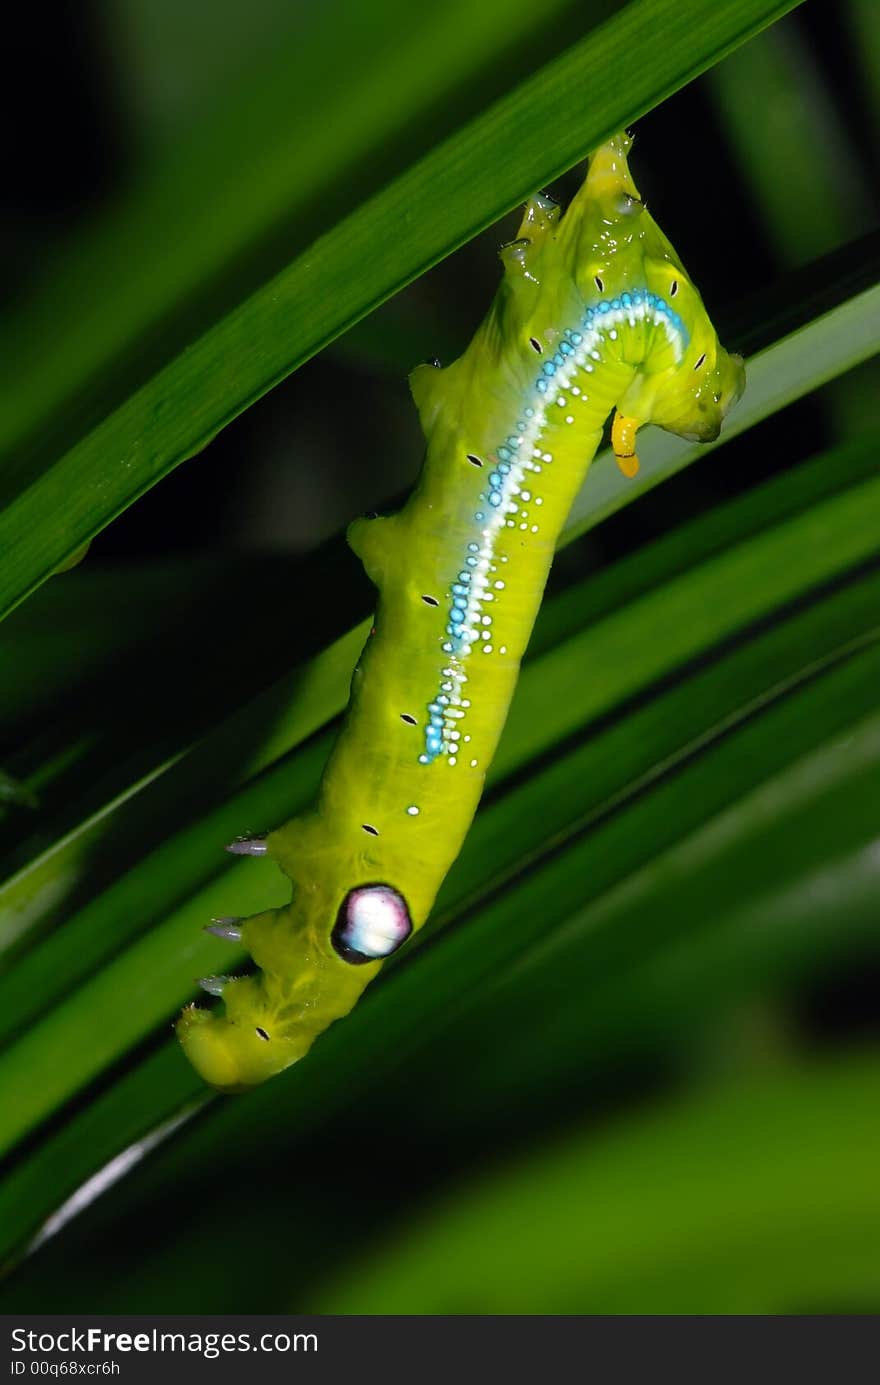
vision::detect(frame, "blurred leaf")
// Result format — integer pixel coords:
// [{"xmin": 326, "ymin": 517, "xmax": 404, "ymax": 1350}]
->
[
  {"xmin": 708, "ymin": 23, "xmax": 872, "ymax": 267},
  {"xmin": 0, "ymin": 771, "xmax": 37, "ymax": 811},
  {"xmin": 306, "ymin": 1055, "xmax": 880, "ymax": 1313},
  {"xmin": 846, "ymin": 0, "xmax": 880, "ymax": 141}
]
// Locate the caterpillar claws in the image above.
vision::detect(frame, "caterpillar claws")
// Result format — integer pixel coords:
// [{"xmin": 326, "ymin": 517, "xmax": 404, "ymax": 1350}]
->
[
  {"xmin": 205, "ymin": 917, "xmax": 243, "ymax": 942},
  {"xmin": 198, "ymin": 974, "xmax": 232, "ymax": 996},
  {"xmin": 225, "ymin": 837, "xmax": 268, "ymax": 856}
]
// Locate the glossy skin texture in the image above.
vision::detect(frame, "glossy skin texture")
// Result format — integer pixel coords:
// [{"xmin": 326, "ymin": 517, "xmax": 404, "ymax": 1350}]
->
[{"xmin": 177, "ymin": 133, "xmax": 745, "ymax": 1089}]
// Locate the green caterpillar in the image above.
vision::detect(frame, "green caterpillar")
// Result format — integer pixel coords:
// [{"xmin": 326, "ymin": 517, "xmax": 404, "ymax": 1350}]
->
[{"xmin": 177, "ymin": 132, "xmax": 745, "ymax": 1090}]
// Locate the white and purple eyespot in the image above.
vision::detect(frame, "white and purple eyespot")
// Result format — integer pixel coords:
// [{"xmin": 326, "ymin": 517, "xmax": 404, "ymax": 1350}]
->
[{"xmin": 331, "ymin": 883, "xmax": 413, "ymax": 965}]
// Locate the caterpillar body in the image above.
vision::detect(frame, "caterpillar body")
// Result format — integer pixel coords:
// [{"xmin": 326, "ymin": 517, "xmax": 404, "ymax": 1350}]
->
[{"xmin": 177, "ymin": 133, "xmax": 745, "ymax": 1089}]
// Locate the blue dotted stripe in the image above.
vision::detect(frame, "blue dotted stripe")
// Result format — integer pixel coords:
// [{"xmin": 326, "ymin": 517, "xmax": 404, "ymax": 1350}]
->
[
  {"xmin": 535, "ymin": 292, "xmax": 687, "ymax": 394},
  {"xmin": 419, "ymin": 289, "xmax": 688, "ymax": 767}
]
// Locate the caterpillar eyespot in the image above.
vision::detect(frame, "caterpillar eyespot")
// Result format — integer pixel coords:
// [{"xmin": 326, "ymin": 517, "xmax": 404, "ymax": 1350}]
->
[
  {"xmin": 331, "ymin": 883, "xmax": 413, "ymax": 965},
  {"xmin": 177, "ymin": 131, "xmax": 745, "ymax": 1091}
]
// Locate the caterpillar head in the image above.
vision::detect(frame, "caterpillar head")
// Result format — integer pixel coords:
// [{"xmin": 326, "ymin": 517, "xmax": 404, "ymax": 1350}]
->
[
  {"xmin": 655, "ymin": 346, "xmax": 746, "ymax": 443},
  {"xmin": 616, "ymin": 291, "xmax": 745, "ymax": 448},
  {"xmin": 633, "ymin": 251, "xmax": 745, "ymax": 443},
  {"xmin": 559, "ymin": 133, "xmax": 745, "ymax": 452}
]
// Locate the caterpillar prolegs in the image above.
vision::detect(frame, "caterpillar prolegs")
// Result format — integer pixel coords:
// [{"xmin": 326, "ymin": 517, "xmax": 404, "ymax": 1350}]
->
[{"xmin": 177, "ymin": 132, "xmax": 745, "ymax": 1089}]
